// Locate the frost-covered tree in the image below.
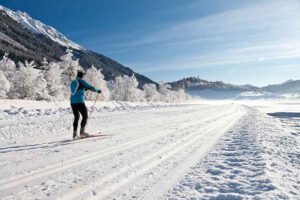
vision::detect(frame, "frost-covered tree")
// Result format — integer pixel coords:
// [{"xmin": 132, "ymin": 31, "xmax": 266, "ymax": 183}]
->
[
  {"xmin": 44, "ymin": 62, "xmax": 64, "ymax": 100},
  {"xmin": 60, "ymin": 49, "xmax": 82, "ymax": 83},
  {"xmin": 85, "ymin": 65, "xmax": 110, "ymax": 101},
  {"xmin": 9, "ymin": 60, "xmax": 49, "ymax": 100},
  {"xmin": 0, "ymin": 53, "xmax": 16, "ymax": 80},
  {"xmin": 40, "ymin": 57, "xmax": 49, "ymax": 71},
  {"xmin": 0, "ymin": 71, "xmax": 11, "ymax": 98},
  {"xmin": 158, "ymin": 83, "xmax": 173, "ymax": 102},
  {"xmin": 110, "ymin": 75, "xmax": 144, "ymax": 102},
  {"xmin": 143, "ymin": 83, "xmax": 160, "ymax": 102},
  {"xmin": 173, "ymin": 89, "xmax": 189, "ymax": 102},
  {"xmin": 59, "ymin": 49, "xmax": 82, "ymax": 98},
  {"xmin": 34, "ymin": 74, "xmax": 49, "ymax": 100},
  {"xmin": 0, "ymin": 51, "xmax": 191, "ymax": 102},
  {"xmin": 125, "ymin": 75, "xmax": 145, "ymax": 102}
]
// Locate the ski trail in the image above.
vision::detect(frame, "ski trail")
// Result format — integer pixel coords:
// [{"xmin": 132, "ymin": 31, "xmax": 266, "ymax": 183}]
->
[
  {"xmin": 0, "ymin": 105, "xmax": 211, "ymax": 178},
  {"xmin": 0, "ymin": 107, "xmax": 234, "ymax": 194},
  {"xmin": 61, "ymin": 107, "xmax": 245, "ymax": 199},
  {"xmin": 163, "ymin": 108, "xmax": 300, "ymax": 199},
  {"xmin": 0, "ymin": 105, "xmax": 205, "ymax": 145},
  {"xmin": 138, "ymin": 109, "xmax": 245, "ymax": 200}
]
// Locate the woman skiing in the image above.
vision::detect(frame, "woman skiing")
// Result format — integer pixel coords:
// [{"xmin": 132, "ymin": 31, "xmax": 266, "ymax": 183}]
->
[{"xmin": 70, "ymin": 70, "xmax": 101, "ymax": 139}]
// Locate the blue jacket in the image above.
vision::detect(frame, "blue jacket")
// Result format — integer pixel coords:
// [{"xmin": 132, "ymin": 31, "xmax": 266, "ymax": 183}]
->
[{"xmin": 70, "ymin": 78, "xmax": 100, "ymax": 104}]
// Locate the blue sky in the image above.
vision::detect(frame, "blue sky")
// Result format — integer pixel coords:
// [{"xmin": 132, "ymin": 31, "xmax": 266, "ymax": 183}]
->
[{"xmin": 1, "ymin": 0, "xmax": 300, "ymax": 86}]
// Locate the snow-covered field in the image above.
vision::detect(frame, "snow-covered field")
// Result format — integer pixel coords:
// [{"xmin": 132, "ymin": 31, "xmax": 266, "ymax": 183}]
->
[{"xmin": 0, "ymin": 99, "xmax": 299, "ymax": 199}]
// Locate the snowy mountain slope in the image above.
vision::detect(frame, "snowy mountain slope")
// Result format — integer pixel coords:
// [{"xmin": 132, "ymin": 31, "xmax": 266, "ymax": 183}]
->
[
  {"xmin": 169, "ymin": 77, "xmax": 300, "ymax": 99},
  {"xmin": 187, "ymin": 89, "xmax": 267, "ymax": 100},
  {"xmin": 263, "ymin": 79, "xmax": 300, "ymax": 94},
  {"xmin": 0, "ymin": 5, "xmax": 82, "ymax": 50},
  {"xmin": 0, "ymin": 100, "xmax": 299, "ymax": 199},
  {"xmin": 0, "ymin": 5, "xmax": 156, "ymax": 86},
  {"xmin": 168, "ymin": 77, "xmax": 261, "ymax": 92},
  {"xmin": 0, "ymin": 32, "xmax": 27, "ymax": 51}
]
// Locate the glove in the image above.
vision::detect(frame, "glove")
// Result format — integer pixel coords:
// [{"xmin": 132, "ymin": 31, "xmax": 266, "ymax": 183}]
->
[{"xmin": 97, "ymin": 89, "xmax": 102, "ymax": 94}]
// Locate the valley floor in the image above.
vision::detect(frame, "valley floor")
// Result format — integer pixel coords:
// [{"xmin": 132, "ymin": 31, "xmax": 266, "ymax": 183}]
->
[{"xmin": 0, "ymin": 100, "xmax": 299, "ymax": 199}]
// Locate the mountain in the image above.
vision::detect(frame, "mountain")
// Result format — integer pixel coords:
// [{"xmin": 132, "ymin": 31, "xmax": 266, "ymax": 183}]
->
[
  {"xmin": 168, "ymin": 77, "xmax": 261, "ymax": 92},
  {"xmin": 169, "ymin": 77, "xmax": 300, "ymax": 99},
  {"xmin": 0, "ymin": 5, "xmax": 82, "ymax": 50},
  {"xmin": 168, "ymin": 77, "xmax": 265, "ymax": 100},
  {"xmin": 262, "ymin": 79, "xmax": 300, "ymax": 94},
  {"xmin": 0, "ymin": 5, "xmax": 155, "ymax": 86}
]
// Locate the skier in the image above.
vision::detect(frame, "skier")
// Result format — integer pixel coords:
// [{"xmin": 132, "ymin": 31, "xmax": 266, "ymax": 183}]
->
[{"xmin": 70, "ymin": 70, "xmax": 101, "ymax": 139}]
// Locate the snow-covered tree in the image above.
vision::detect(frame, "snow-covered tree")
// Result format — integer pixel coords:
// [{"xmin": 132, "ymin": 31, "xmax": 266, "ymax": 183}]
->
[
  {"xmin": 85, "ymin": 65, "xmax": 110, "ymax": 101},
  {"xmin": 40, "ymin": 57, "xmax": 49, "ymax": 71},
  {"xmin": 9, "ymin": 60, "xmax": 49, "ymax": 100},
  {"xmin": 34, "ymin": 73, "xmax": 49, "ymax": 100},
  {"xmin": 125, "ymin": 75, "xmax": 145, "ymax": 102},
  {"xmin": 60, "ymin": 49, "xmax": 82, "ymax": 83},
  {"xmin": 173, "ymin": 89, "xmax": 189, "ymax": 102},
  {"xmin": 59, "ymin": 49, "xmax": 82, "ymax": 98},
  {"xmin": 44, "ymin": 62, "xmax": 64, "ymax": 100},
  {"xmin": 110, "ymin": 75, "xmax": 144, "ymax": 102},
  {"xmin": 0, "ymin": 53, "xmax": 16, "ymax": 80},
  {"xmin": 0, "ymin": 71, "xmax": 11, "ymax": 98},
  {"xmin": 143, "ymin": 83, "xmax": 160, "ymax": 102},
  {"xmin": 0, "ymin": 51, "xmax": 191, "ymax": 102},
  {"xmin": 158, "ymin": 83, "xmax": 173, "ymax": 102}
]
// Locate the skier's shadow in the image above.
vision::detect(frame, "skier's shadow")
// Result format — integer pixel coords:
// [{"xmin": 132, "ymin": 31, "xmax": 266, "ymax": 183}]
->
[{"xmin": 0, "ymin": 135, "xmax": 110, "ymax": 154}]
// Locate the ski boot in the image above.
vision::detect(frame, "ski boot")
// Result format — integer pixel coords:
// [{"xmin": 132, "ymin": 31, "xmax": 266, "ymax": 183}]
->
[
  {"xmin": 73, "ymin": 131, "xmax": 79, "ymax": 140},
  {"xmin": 79, "ymin": 127, "xmax": 91, "ymax": 139}
]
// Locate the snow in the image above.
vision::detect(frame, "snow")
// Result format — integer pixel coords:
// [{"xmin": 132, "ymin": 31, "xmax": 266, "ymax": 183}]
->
[
  {"xmin": 0, "ymin": 4, "xmax": 82, "ymax": 50},
  {"xmin": 0, "ymin": 99, "xmax": 299, "ymax": 199},
  {"xmin": 164, "ymin": 108, "xmax": 300, "ymax": 199},
  {"xmin": 187, "ymin": 89, "xmax": 268, "ymax": 100},
  {"xmin": 187, "ymin": 89, "xmax": 300, "ymax": 100}
]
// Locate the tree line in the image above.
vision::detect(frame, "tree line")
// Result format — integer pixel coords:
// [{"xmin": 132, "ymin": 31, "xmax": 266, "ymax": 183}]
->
[{"xmin": 0, "ymin": 49, "xmax": 190, "ymax": 102}]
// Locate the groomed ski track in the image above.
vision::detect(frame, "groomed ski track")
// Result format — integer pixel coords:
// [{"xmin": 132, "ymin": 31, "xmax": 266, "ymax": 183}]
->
[{"xmin": 1, "ymin": 104, "xmax": 246, "ymax": 199}]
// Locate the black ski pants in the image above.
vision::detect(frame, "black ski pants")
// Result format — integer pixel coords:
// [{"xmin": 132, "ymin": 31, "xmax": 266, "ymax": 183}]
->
[{"xmin": 71, "ymin": 103, "xmax": 88, "ymax": 132}]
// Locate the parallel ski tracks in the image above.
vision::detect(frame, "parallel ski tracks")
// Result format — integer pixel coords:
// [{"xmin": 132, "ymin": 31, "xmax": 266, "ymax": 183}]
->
[
  {"xmin": 0, "ymin": 106, "xmax": 206, "ymax": 144},
  {"xmin": 61, "ymin": 107, "xmax": 245, "ymax": 199},
  {"xmin": 0, "ymin": 106, "xmax": 243, "ymax": 199}
]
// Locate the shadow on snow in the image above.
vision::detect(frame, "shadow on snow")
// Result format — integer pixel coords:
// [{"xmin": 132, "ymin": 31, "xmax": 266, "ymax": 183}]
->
[{"xmin": 0, "ymin": 135, "xmax": 111, "ymax": 154}]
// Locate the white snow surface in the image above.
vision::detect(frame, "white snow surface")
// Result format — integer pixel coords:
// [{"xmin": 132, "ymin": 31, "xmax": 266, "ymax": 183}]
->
[
  {"xmin": 0, "ymin": 99, "xmax": 299, "ymax": 199},
  {"xmin": 0, "ymin": 4, "xmax": 82, "ymax": 50}
]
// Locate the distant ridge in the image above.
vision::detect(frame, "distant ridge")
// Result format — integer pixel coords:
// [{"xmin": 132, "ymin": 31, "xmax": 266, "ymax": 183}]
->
[
  {"xmin": 262, "ymin": 79, "xmax": 300, "ymax": 94},
  {"xmin": 168, "ymin": 77, "xmax": 261, "ymax": 92}
]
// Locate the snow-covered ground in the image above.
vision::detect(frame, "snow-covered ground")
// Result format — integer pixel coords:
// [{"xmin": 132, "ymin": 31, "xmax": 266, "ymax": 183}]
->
[{"xmin": 0, "ymin": 99, "xmax": 299, "ymax": 199}]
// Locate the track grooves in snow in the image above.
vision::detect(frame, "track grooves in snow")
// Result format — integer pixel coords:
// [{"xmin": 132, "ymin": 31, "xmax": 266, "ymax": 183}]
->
[
  {"xmin": 61, "ymin": 107, "xmax": 245, "ymax": 199},
  {"xmin": 163, "ymin": 108, "xmax": 300, "ymax": 199},
  {"xmin": 139, "ymin": 110, "xmax": 245, "ymax": 200},
  {"xmin": 0, "ymin": 105, "xmax": 204, "ymax": 143},
  {"xmin": 2, "ymin": 101, "xmax": 300, "ymax": 200},
  {"xmin": 0, "ymin": 107, "xmax": 235, "ymax": 195}
]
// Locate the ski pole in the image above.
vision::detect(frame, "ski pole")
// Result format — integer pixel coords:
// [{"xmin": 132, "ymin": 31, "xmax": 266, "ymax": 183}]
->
[{"xmin": 89, "ymin": 94, "xmax": 99, "ymax": 119}]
